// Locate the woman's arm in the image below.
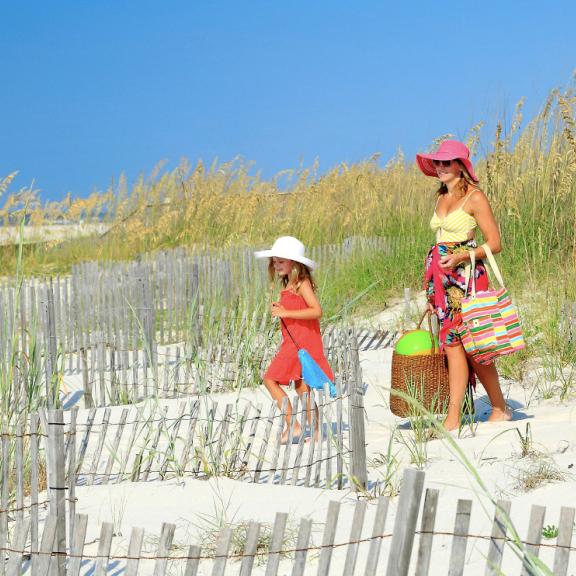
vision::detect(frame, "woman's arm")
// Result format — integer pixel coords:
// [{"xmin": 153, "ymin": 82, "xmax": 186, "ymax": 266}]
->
[
  {"xmin": 463, "ymin": 190, "xmax": 501, "ymax": 261},
  {"xmin": 271, "ymin": 279, "xmax": 323, "ymax": 320}
]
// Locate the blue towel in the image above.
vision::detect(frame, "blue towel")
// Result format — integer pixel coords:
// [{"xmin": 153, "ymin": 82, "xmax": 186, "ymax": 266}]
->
[{"xmin": 298, "ymin": 349, "xmax": 337, "ymax": 398}]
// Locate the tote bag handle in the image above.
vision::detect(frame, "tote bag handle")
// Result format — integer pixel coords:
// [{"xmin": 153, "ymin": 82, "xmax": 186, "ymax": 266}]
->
[{"xmin": 463, "ymin": 244, "xmax": 506, "ymax": 298}]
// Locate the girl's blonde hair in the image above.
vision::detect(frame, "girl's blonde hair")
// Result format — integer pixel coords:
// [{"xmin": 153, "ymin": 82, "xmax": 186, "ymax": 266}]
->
[
  {"xmin": 437, "ymin": 160, "xmax": 481, "ymax": 198},
  {"xmin": 268, "ymin": 259, "xmax": 317, "ymax": 291}
]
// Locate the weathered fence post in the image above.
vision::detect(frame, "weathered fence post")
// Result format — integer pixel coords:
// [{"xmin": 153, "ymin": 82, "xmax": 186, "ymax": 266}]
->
[
  {"xmin": 348, "ymin": 330, "xmax": 367, "ymax": 491},
  {"xmin": 42, "ymin": 283, "xmax": 59, "ymax": 408},
  {"xmin": 47, "ymin": 409, "xmax": 66, "ymax": 576},
  {"xmin": 0, "ymin": 428, "xmax": 9, "ymax": 576},
  {"xmin": 386, "ymin": 468, "xmax": 425, "ymax": 576}
]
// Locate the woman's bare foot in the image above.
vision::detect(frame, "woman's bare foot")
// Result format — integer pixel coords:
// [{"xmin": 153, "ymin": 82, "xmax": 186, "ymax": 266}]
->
[
  {"xmin": 281, "ymin": 423, "xmax": 302, "ymax": 444},
  {"xmin": 441, "ymin": 418, "xmax": 460, "ymax": 432},
  {"xmin": 487, "ymin": 405, "xmax": 513, "ymax": 422}
]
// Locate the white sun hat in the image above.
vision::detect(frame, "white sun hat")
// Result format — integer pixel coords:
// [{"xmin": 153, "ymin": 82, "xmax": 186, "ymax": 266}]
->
[{"xmin": 254, "ymin": 236, "xmax": 317, "ymax": 270}]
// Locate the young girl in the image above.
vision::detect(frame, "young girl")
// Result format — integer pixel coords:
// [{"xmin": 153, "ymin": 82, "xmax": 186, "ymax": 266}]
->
[{"xmin": 255, "ymin": 236, "xmax": 333, "ymax": 443}]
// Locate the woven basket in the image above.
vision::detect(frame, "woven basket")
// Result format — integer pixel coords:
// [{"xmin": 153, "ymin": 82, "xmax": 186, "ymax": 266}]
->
[{"xmin": 390, "ymin": 312, "xmax": 474, "ymax": 418}]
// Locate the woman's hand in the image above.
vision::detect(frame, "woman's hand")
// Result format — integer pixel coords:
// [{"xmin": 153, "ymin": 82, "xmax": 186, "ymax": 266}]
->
[
  {"xmin": 439, "ymin": 252, "xmax": 466, "ymax": 270},
  {"xmin": 271, "ymin": 302, "xmax": 289, "ymax": 318},
  {"xmin": 426, "ymin": 302, "xmax": 435, "ymax": 315}
]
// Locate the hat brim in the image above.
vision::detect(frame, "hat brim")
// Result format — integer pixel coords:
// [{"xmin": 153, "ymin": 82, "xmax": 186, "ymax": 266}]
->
[
  {"xmin": 254, "ymin": 249, "xmax": 317, "ymax": 270},
  {"xmin": 416, "ymin": 153, "xmax": 479, "ymax": 182}
]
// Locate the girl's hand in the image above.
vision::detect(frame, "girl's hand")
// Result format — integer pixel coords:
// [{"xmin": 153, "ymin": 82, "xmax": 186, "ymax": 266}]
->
[
  {"xmin": 271, "ymin": 302, "xmax": 289, "ymax": 318},
  {"xmin": 426, "ymin": 302, "xmax": 435, "ymax": 315},
  {"xmin": 439, "ymin": 252, "xmax": 465, "ymax": 270}
]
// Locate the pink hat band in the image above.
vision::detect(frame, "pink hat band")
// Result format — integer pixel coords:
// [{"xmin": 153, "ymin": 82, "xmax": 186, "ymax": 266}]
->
[{"xmin": 416, "ymin": 140, "xmax": 479, "ymax": 182}]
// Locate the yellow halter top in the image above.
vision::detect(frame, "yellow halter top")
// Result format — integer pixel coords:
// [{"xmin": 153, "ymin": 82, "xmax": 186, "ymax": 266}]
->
[{"xmin": 430, "ymin": 190, "xmax": 477, "ymax": 243}]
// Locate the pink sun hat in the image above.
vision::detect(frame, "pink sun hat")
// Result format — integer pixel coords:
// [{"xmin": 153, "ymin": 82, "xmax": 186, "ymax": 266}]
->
[{"xmin": 416, "ymin": 139, "xmax": 479, "ymax": 182}]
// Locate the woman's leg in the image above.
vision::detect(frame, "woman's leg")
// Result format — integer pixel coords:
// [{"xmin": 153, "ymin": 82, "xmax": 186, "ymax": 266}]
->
[
  {"xmin": 468, "ymin": 358, "xmax": 512, "ymax": 421},
  {"xmin": 443, "ymin": 344, "xmax": 469, "ymax": 430},
  {"xmin": 263, "ymin": 378, "xmax": 293, "ymax": 441},
  {"xmin": 294, "ymin": 379, "xmax": 319, "ymax": 439}
]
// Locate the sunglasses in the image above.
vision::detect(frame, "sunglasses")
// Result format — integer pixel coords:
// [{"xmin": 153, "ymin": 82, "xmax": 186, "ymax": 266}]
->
[{"xmin": 432, "ymin": 159, "xmax": 454, "ymax": 167}]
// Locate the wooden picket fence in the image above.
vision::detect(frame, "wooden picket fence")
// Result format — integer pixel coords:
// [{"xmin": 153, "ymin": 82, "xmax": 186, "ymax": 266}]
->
[
  {"xmin": 1, "ymin": 468, "xmax": 574, "ymax": 575},
  {"xmin": 0, "ymin": 384, "xmax": 368, "ymax": 553},
  {"xmin": 0, "ymin": 236, "xmax": 415, "ymax": 409}
]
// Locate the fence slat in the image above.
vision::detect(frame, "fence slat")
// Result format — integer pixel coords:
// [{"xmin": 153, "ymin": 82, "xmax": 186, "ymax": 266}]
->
[
  {"xmin": 67, "ymin": 514, "xmax": 88, "ymax": 576},
  {"xmin": 142, "ymin": 406, "xmax": 168, "ymax": 481},
  {"xmin": 386, "ymin": 468, "xmax": 425, "ymax": 576},
  {"xmin": 30, "ymin": 413, "xmax": 40, "ymax": 575},
  {"xmin": 342, "ymin": 500, "xmax": 367, "ymax": 576},
  {"xmin": 93, "ymin": 522, "xmax": 114, "ymax": 576},
  {"xmin": 36, "ymin": 514, "xmax": 58, "ymax": 576},
  {"xmin": 184, "ymin": 544, "xmax": 202, "ymax": 576},
  {"xmin": 76, "ymin": 408, "xmax": 97, "ymax": 475},
  {"xmin": 0, "ymin": 428, "xmax": 9, "ymax": 576},
  {"xmin": 103, "ymin": 408, "xmax": 128, "ymax": 483},
  {"xmin": 254, "ymin": 403, "xmax": 277, "ymax": 483},
  {"xmin": 160, "ymin": 401, "xmax": 187, "ymax": 478},
  {"xmin": 211, "ymin": 526, "xmax": 233, "ymax": 576},
  {"xmin": 314, "ymin": 391, "xmax": 324, "ymax": 488},
  {"xmin": 304, "ymin": 401, "xmax": 317, "ymax": 488},
  {"xmin": 317, "ymin": 500, "xmax": 341, "ymax": 576},
  {"xmin": 448, "ymin": 499, "xmax": 472, "ymax": 576},
  {"xmin": 280, "ymin": 396, "xmax": 299, "ymax": 484},
  {"xmin": 154, "ymin": 522, "xmax": 176, "ymax": 576},
  {"xmin": 14, "ymin": 425, "xmax": 24, "ymax": 525},
  {"xmin": 125, "ymin": 527, "xmax": 145, "ymax": 576},
  {"xmin": 348, "ymin": 335, "xmax": 367, "ymax": 490},
  {"xmin": 553, "ymin": 506, "xmax": 575, "ymax": 576},
  {"xmin": 290, "ymin": 393, "xmax": 308, "ymax": 486},
  {"xmin": 67, "ymin": 407, "xmax": 79, "ymax": 543},
  {"xmin": 88, "ymin": 408, "xmax": 111, "ymax": 485},
  {"xmin": 180, "ymin": 401, "xmax": 200, "ymax": 473},
  {"xmin": 265, "ymin": 512, "xmax": 288, "ymax": 576},
  {"xmin": 47, "ymin": 409, "xmax": 66, "ymax": 576},
  {"xmin": 520, "ymin": 504, "xmax": 546, "ymax": 576},
  {"xmin": 239, "ymin": 521, "xmax": 260, "ymax": 576},
  {"xmin": 415, "ymin": 489, "xmax": 439, "ymax": 576},
  {"xmin": 363, "ymin": 496, "xmax": 390, "ymax": 576},
  {"xmin": 6, "ymin": 517, "xmax": 30, "ymax": 576},
  {"xmin": 291, "ymin": 518, "xmax": 313, "ymax": 576},
  {"xmin": 484, "ymin": 499, "xmax": 511, "ymax": 576},
  {"xmin": 267, "ymin": 397, "xmax": 288, "ymax": 484}
]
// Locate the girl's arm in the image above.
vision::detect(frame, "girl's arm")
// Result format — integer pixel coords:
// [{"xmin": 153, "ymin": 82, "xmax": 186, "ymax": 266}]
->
[{"xmin": 271, "ymin": 279, "xmax": 323, "ymax": 320}]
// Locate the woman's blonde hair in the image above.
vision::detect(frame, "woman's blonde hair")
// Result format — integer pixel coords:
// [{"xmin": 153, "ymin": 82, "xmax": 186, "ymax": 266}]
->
[
  {"xmin": 437, "ymin": 160, "xmax": 480, "ymax": 197},
  {"xmin": 268, "ymin": 259, "xmax": 317, "ymax": 291}
]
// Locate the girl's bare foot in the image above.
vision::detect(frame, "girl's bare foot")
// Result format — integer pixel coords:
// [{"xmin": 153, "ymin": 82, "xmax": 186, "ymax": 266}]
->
[
  {"xmin": 281, "ymin": 423, "xmax": 302, "ymax": 444},
  {"xmin": 487, "ymin": 406, "xmax": 513, "ymax": 422}
]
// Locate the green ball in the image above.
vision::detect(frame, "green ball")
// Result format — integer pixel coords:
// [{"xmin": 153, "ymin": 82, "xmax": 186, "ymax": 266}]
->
[{"xmin": 395, "ymin": 330, "xmax": 437, "ymax": 356}]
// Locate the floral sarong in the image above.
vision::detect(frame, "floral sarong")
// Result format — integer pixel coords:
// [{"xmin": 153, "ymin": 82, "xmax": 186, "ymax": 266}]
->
[{"xmin": 424, "ymin": 240, "xmax": 490, "ymax": 352}]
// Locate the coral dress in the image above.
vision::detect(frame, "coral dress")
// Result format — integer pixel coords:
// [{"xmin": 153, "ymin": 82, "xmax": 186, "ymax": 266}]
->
[{"xmin": 264, "ymin": 289, "xmax": 334, "ymax": 385}]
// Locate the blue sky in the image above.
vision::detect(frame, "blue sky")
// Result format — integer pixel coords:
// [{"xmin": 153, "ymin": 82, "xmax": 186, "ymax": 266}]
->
[{"xmin": 1, "ymin": 1, "xmax": 575, "ymax": 201}]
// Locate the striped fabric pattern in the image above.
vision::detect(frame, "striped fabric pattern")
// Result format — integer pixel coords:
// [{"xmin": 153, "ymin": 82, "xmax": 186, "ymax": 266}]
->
[
  {"xmin": 460, "ymin": 287, "xmax": 525, "ymax": 364},
  {"xmin": 430, "ymin": 208, "xmax": 477, "ymax": 243}
]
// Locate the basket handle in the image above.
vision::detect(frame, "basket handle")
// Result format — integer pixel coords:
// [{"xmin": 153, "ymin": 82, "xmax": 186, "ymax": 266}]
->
[{"xmin": 416, "ymin": 310, "xmax": 439, "ymax": 353}]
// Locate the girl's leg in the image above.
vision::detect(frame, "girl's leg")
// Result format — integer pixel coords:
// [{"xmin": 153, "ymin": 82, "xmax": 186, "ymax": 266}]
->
[
  {"xmin": 263, "ymin": 378, "xmax": 293, "ymax": 441},
  {"xmin": 294, "ymin": 379, "xmax": 319, "ymax": 439},
  {"xmin": 468, "ymin": 358, "xmax": 512, "ymax": 421},
  {"xmin": 444, "ymin": 344, "xmax": 469, "ymax": 430}
]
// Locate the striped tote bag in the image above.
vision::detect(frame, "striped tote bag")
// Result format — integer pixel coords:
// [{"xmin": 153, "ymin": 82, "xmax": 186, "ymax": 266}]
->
[{"xmin": 459, "ymin": 245, "xmax": 525, "ymax": 364}]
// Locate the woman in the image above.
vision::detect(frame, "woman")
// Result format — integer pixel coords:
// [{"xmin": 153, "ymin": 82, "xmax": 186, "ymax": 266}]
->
[{"xmin": 416, "ymin": 140, "xmax": 512, "ymax": 431}]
